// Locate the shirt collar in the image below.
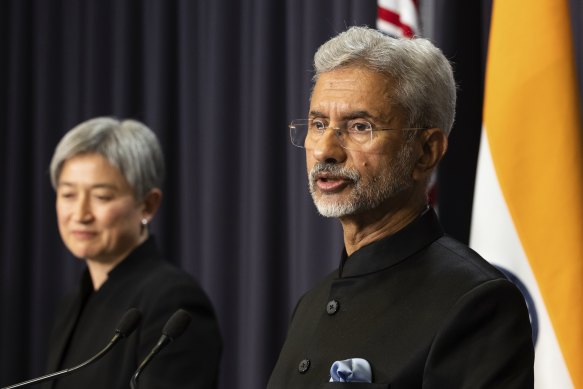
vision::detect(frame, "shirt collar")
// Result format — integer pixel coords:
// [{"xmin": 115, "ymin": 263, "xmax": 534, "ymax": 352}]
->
[{"xmin": 338, "ymin": 207, "xmax": 444, "ymax": 278}]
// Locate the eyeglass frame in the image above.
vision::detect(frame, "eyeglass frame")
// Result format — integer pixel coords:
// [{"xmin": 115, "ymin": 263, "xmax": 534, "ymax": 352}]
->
[{"xmin": 288, "ymin": 118, "xmax": 427, "ymax": 151}]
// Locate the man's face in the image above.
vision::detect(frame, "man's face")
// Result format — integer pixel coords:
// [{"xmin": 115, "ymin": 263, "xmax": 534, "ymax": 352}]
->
[{"xmin": 306, "ymin": 66, "xmax": 418, "ymax": 218}]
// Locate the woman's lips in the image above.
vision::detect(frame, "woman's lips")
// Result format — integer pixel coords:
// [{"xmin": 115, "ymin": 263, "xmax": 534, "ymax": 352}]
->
[{"xmin": 71, "ymin": 230, "xmax": 97, "ymax": 239}]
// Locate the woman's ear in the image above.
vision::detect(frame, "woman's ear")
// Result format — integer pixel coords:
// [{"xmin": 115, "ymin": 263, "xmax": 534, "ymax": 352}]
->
[
  {"xmin": 413, "ymin": 128, "xmax": 448, "ymax": 181},
  {"xmin": 141, "ymin": 188, "xmax": 163, "ymax": 221}
]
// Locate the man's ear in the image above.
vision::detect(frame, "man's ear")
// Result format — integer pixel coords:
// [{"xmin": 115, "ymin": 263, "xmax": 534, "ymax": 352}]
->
[
  {"xmin": 140, "ymin": 188, "xmax": 163, "ymax": 222},
  {"xmin": 413, "ymin": 128, "xmax": 448, "ymax": 181}
]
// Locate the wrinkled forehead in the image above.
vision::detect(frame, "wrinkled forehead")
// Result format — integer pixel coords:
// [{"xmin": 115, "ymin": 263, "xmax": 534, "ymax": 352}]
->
[{"xmin": 309, "ymin": 67, "xmax": 403, "ymax": 125}]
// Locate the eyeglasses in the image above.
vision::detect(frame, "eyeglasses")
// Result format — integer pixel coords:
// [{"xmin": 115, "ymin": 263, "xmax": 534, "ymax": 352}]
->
[{"xmin": 289, "ymin": 119, "xmax": 426, "ymax": 151}]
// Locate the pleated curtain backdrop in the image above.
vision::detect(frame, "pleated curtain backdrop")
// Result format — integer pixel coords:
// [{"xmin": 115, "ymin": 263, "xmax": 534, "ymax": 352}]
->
[
  {"xmin": 1, "ymin": 1, "xmax": 582, "ymax": 388},
  {"xmin": 0, "ymin": 1, "xmax": 374, "ymax": 388}
]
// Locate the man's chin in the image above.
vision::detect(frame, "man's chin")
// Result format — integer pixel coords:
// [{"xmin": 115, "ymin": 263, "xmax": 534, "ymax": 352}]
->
[{"xmin": 313, "ymin": 198, "xmax": 358, "ymax": 218}]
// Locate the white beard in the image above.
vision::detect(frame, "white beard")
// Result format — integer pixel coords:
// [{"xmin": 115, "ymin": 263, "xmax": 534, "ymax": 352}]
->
[{"xmin": 309, "ymin": 144, "xmax": 416, "ymax": 218}]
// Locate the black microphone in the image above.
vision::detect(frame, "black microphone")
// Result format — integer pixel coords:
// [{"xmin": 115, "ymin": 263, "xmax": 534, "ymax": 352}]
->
[
  {"xmin": 1, "ymin": 308, "xmax": 142, "ymax": 389},
  {"xmin": 130, "ymin": 309, "xmax": 192, "ymax": 389}
]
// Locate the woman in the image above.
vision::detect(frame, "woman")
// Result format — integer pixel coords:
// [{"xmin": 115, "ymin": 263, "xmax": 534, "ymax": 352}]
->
[{"xmin": 45, "ymin": 117, "xmax": 222, "ymax": 388}]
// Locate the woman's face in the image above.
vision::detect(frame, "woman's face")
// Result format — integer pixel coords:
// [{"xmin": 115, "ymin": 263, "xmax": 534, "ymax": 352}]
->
[{"xmin": 56, "ymin": 153, "xmax": 146, "ymax": 265}]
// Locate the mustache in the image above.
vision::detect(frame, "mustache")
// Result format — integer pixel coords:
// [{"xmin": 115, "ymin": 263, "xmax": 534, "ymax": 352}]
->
[{"xmin": 309, "ymin": 162, "xmax": 360, "ymax": 183}]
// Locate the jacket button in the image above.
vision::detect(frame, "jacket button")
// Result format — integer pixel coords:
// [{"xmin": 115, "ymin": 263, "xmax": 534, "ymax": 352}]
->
[
  {"xmin": 326, "ymin": 299, "xmax": 339, "ymax": 315},
  {"xmin": 298, "ymin": 358, "xmax": 311, "ymax": 373}
]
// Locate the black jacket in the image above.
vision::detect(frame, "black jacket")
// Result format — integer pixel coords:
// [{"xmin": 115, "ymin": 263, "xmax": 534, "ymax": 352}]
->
[
  {"xmin": 45, "ymin": 236, "xmax": 222, "ymax": 389},
  {"xmin": 268, "ymin": 208, "xmax": 534, "ymax": 388}
]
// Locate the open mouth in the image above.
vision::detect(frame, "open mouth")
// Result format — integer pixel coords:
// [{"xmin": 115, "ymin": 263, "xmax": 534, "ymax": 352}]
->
[{"xmin": 315, "ymin": 174, "xmax": 351, "ymax": 192}]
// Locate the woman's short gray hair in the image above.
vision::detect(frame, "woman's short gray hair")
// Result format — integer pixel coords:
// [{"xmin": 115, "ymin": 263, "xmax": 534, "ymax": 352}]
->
[
  {"xmin": 50, "ymin": 117, "xmax": 165, "ymax": 200},
  {"xmin": 313, "ymin": 26, "xmax": 457, "ymax": 135}
]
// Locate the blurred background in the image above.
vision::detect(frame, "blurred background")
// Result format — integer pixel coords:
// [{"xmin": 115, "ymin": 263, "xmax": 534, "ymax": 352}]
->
[{"xmin": 1, "ymin": 1, "xmax": 581, "ymax": 388}]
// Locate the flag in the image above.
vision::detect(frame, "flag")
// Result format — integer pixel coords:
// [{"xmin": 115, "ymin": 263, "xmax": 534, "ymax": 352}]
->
[
  {"xmin": 377, "ymin": 0, "xmax": 420, "ymax": 38},
  {"xmin": 470, "ymin": 1, "xmax": 583, "ymax": 387}
]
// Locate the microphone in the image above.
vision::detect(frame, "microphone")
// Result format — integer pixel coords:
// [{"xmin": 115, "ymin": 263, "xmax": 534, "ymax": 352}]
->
[
  {"xmin": 130, "ymin": 309, "xmax": 192, "ymax": 389},
  {"xmin": 1, "ymin": 308, "xmax": 142, "ymax": 389}
]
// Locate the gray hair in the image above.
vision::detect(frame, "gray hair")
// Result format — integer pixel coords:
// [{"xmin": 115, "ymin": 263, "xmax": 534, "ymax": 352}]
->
[
  {"xmin": 313, "ymin": 26, "xmax": 456, "ymax": 135},
  {"xmin": 50, "ymin": 117, "xmax": 165, "ymax": 200}
]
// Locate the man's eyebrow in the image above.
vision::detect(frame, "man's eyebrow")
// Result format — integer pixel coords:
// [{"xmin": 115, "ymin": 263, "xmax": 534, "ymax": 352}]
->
[
  {"xmin": 344, "ymin": 111, "xmax": 377, "ymax": 120},
  {"xmin": 309, "ymin": 110, "xmax": 326, "ymax": 117},
  {"xmin": 309, "ymin": 110, "xmax": 379, "ymax": 121}
]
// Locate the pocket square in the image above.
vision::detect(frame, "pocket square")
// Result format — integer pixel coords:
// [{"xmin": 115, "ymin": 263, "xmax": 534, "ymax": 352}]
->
[{"xmin": 329, "ymin": 358, "xmax": 372, "ymax": 383}]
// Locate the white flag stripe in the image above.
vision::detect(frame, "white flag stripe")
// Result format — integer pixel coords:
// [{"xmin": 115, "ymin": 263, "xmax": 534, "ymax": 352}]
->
[
  {"xmin": 379, "ymin": 0, "xmax": 418, "ymax": 28},
  {"xmin": 378, "ymin": 0, "xmax": 419, "ymax": 32},
  {"xmin": 376, "ymin": 19, "xmax": 407, "ymax": 37},
  {"xmin": 470, "ymin": 129, "xmax": 573, "ymax": 389}
]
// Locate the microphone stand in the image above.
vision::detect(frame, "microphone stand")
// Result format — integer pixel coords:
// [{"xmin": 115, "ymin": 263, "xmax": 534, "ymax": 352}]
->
[
  {"xmin": 129, "ymin": 309, "xmax": 191, "ymax": 389},
  {"xmin": 129, "ymin": 336, "xmax": 170, "ymax": 389},
  {"xmin": 2, "ymin": 333, "xmax": 123, "ymax": 389}
]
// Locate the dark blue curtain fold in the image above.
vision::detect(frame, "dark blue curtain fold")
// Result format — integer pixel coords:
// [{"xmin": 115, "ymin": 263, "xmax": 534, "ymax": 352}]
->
[{"xmin": 430, "ymin": 0, "xmax": 492, "ymax": 244}]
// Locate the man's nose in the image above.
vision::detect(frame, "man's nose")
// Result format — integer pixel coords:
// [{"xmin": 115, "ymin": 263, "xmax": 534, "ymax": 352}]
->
[{"xmin": 311, "ymin": 127, "xmax": 347, "ymax": 164}]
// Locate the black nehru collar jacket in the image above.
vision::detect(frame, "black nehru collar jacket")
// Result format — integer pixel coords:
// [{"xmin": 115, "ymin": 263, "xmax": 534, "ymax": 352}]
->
[
  {"xmin": 338, "ymin": 206, "xmax": 442, "ymax": 278},
  {"xmin": 268, "ymin": 207, "xmax": 534, "ymax": 388}
]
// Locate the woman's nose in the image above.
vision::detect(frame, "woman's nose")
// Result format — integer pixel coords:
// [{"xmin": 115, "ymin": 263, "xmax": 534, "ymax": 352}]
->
[{"xmin": 72, "ymin": 197, "xmax": 93, "ymax": 223}]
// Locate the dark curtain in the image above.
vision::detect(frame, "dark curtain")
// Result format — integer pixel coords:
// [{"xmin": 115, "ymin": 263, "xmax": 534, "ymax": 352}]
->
[
  {"xmin": 1, "ymin": 1, "xmax": 582, "ymax": 388},
  {"xmin": 0, "ymin": 1, "xmax": 375, "ymax": 388},
  {"xmin": 430, "ymin": 0, "xmax": 492, "ymax": 244}
]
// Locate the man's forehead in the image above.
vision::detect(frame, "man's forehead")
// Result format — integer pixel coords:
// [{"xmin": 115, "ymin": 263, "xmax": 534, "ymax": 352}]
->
[
  {"xmin": 316, "ymin": 76, "xmax": 361, "ymax": 90},
  {"xmin": 312, "ymin": 67, "xmax": 393, "ymax": 96},
  {"xmin": 309, "ymin": 67, "xmax": 398, "ymax": 123}
]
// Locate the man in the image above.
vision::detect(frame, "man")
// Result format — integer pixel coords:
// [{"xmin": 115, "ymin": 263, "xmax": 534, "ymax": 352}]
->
[{"xmin": 268, "ymin": 26, "xmax": 534, "ymax": 388}]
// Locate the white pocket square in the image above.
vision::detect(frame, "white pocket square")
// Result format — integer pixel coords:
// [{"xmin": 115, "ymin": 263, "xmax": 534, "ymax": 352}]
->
[{"xmin": 329, "ymin": 358, "xmax": 372, "ymax": 383}]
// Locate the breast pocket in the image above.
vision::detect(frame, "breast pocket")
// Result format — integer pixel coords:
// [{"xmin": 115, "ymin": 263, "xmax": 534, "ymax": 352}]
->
[{"xmin": 322, "ymin": 384, "xmax": 390, "ymax": 388}]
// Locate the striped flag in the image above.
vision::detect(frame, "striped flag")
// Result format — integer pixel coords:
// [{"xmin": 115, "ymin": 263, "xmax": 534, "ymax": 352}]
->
[
  {"xmin": 377, "ymin": 0, "xmax": 420, "ymax": 38},
  {"xmin": 470, "ymin": 0, "xmax": 583, "ymax": 387}
]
